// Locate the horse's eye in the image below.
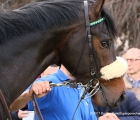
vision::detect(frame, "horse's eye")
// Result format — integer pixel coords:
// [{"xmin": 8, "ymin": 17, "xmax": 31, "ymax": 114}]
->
[{"xmin": 101, "ymin": 41, "xmax": 109, "ymax": 48}]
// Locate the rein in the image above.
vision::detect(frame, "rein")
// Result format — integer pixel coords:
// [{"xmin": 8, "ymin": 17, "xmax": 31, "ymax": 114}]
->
[
  {"xmin": 0, "ymin": 90, "xmax": 12, "ymax": 120},
  {"xmin": 32, "ymin": 93, "xmax": 44, "ymax": 120}
]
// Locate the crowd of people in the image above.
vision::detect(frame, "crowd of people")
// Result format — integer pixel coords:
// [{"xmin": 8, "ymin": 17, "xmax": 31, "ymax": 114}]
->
[{"xmin": 9, "ymin": 47, "xmax": 140, "ymax": 120}]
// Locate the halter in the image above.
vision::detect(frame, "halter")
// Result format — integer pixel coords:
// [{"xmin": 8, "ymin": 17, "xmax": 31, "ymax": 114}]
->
[
  {"xmin": 71, "ymin": 0, "xmax": 105, "ymax": 93},
  {"xmin": 70, "ymin": 1, "xmax": 105, "ymax": 120},
  {"xmin": 71, "ymin": 2, "xmax": 105, "ymax": 77},
  {"xmin": 86, "ymin": 1, "xmax": 106, "ymax": 77}
]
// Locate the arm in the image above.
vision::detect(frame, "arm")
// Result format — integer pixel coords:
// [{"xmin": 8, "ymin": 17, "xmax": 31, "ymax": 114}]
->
[
  {"xmin": 99, "ymin": 113, "xmax": 120, "ymax": 120},
  {"xmin": 9, "ymin": 91, "xmax": 31, "ymax": 111},
  {"xmin": 11, "ymin": 110, "xmax": 21, "ymax": 120},
  {"xmin": 9, "ymin": 81, "xmax": 51, "ymax": 111},
  {"xmin": 11, "ymin": 109, "xmax": 29, "ymax": 120}
]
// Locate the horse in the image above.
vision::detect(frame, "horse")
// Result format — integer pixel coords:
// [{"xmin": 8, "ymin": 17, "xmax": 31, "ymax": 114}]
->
[{"xmin": 0, "ymin": 0, "xmax": 128, "ymax": 119}]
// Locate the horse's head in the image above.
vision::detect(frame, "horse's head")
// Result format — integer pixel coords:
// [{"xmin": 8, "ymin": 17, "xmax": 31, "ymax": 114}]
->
[{"xmin": 60, "ymin": 0, "xmax": 127, "ymax": 109}]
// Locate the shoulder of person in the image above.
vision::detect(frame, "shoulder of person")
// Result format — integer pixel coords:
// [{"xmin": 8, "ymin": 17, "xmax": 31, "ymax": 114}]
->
[
  {"xmin": 123, "ymin": 74, "xmax": 133, "ymax": 88},
  {"xmin": 125, "ymin": 90, "xmax": 136, "ymax": 99},
  {"xmin": 125, "ymin": 90, "xmax": 140, "ymax": 105}
]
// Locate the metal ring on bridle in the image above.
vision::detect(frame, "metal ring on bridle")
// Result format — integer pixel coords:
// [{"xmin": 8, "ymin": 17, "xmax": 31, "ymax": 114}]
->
[{"xmin": 84, "ymin": 79, "xmax": 100, "ymax": 99}]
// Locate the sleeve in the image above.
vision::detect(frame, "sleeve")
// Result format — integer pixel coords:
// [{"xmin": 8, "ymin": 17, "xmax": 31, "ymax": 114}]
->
[
  {"xmin": 10, "ymin": 111, "xmax": 21, "ymax": 120},
  {"xmin": 127, "ymin": 91, "xmax": 140, "ymax": 112},
  {"xmin": 119, "ymin": 116, "xmax": 140, "ymax": 120},
  {"xmin": 118, "ymin": 90, "xmax": 140, "ymax": 120},
  {"xmin": 27, "ymin": 101, "xmax": 34, "ymax": 111},
  {"xmin": 88, "ymin": 99, "xmax": 97, "ymax": 120}
]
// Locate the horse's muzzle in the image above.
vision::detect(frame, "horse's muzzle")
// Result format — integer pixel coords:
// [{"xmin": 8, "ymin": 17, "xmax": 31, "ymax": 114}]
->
[{"xmin": 113, "ymin": 92, "xmax": 126, "ymax": 108}]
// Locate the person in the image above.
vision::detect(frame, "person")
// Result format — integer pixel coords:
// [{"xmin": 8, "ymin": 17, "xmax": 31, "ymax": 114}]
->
[
  {"xmin": 10, "ymin": 65, "xmax": 59, "ymax": 119},
  {"xmin": 123, "ymin": 48, "xmax": 140, "ymax": 100},
  {"xmin": 93, "ymin": 90, "xmax": 140, "ymax": 120},
  {"xmin": 10, "ymin": 105, "xmax": 29, "ymax": 120},
  {"xmin": 10, "ymin": 65, "xmax": 98, "ymax": 120},
  {"xmin": 10, "ymin": 64, "xmax": 122, "ymax": 120}
]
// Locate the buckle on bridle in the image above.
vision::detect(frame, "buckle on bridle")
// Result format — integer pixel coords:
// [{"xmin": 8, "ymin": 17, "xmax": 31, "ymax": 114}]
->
[{"xmin": 81, "ymin": 79, "xmax": 100, "ymax": 99}]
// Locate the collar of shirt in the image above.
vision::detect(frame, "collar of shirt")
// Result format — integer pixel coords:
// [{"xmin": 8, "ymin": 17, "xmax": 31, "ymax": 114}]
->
[
  {"xmin": 56, "ymin": 69, "xmax": 70, "ymax": 81},
  {"xmin": 126, "ymin": 74, "xmax": 140, "ymax": 88},
  {"xmin": 56, "ymin": 69, "xmax": 83, "ymax": 88}
]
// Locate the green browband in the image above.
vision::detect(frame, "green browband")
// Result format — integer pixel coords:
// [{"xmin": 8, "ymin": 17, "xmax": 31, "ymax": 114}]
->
[{"xmin": 90, "ymin": 17, "xmax": 105, "ymax": 26}]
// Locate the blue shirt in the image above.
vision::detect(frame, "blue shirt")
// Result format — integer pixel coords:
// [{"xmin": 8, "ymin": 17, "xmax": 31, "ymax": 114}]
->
[{"xmin": 27, "ymin": 69, "xmax": 97, "ymax": 120}]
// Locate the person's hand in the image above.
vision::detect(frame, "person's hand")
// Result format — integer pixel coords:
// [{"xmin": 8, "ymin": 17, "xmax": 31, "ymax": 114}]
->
[
  {"xmin": 98, "ymin": 113, "xmax": 120, "ymax": 120},
  {"xmin": 18, "ymin": 109, "xmax": 29, "ymax": 119},
  {"xmin": 29, "ymin": 81, "xmax": 51, "ymax": 98}
]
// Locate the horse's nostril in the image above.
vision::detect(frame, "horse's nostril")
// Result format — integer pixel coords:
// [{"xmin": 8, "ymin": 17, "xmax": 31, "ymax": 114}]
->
[
  {"xmin": 116, "ymin": 92, "xmax": 126, "ymax": 106},
  {"xmin": 121, "ymin": 92, "xmax": 126, "ymax": 101}
]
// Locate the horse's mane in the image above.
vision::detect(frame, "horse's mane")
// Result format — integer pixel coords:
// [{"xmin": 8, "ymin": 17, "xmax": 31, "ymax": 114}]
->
[
  {"xmin": 0, "ymin": 0, "xmax": 83, "ymax": 42},
  {"xmin": 0, "ymin": 0, "xmax": 117, "ymax": 43}
]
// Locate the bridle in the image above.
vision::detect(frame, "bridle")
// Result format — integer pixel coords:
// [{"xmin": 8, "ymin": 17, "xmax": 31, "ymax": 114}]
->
[
  {"xmin": 0, "ymin": 90, "xmax": 12, "ymax": 120},
  {"xmin": 71, "ymin": 0, "xmax": 105, "ymax": 98},
  {"xmin": 33, "ymin": 1, "xmax": 105, "ymax": 120},
  {"xmin": 71, "ymin": 1, "xmax": 105, "ymax": 119},
  {"xmin": 72, "ymin": 1, "xmax": 105, "ymax": 79}
]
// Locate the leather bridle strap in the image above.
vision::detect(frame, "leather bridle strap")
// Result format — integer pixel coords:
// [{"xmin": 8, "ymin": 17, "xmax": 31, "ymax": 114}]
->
[
  {"xmin": 72, "ymin": 1, "xmax": 100, "ymax": 120},
  {"xmin": 0, "ymin": 90, "xmax": 12, "ymax": 120},
  {"xmin": 84, "ymin": 1, "xmax": 99, "ymax": 77},
  {"xmin": 32, "ymin": 93, "xmax": 44, "ymax": 120}
]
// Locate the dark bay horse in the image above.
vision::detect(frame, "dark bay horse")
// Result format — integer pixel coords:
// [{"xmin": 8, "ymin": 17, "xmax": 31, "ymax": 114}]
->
[{"xmin": 0, "ymin": 0, "xmax": 127, "ymax": 119}]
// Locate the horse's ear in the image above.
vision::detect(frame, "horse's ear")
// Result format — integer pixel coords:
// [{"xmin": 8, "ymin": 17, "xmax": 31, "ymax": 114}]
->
[{"xmin": 89, "ymin": 0, "xmax": 105, "ymax": 18}]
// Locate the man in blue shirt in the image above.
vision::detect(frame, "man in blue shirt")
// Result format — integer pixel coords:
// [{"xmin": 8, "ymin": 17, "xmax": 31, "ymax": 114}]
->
[{"xmin": 10, "ymin": 65, "xmax": 118, "ymax": 120}]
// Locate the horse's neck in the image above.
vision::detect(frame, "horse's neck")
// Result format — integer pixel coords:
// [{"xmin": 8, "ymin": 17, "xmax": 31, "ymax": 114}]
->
[{"xmin": 0, "ymin": 25, "xmax": 78, "ymax": 107}]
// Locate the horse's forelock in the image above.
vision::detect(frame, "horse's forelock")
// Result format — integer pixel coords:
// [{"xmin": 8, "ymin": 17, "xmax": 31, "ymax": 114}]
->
[{"xmin": 101, "ymin": 7, "xmax": 118, "ymax": 40}]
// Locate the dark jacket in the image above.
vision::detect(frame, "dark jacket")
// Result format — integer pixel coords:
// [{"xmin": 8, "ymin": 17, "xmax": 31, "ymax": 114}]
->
[
  {"xmin": 11, "ymin": 111, "xmax": 21, "ymax": 120},
  {"xmin": 10, "ymin": 105, "xmax": 28, "ymax": 120},
  {"xmin": 93, "ymin": 90, "xmax": 140, "ymax": 120}
]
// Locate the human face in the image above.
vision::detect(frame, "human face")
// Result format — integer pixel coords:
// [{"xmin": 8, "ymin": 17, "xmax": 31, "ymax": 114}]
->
[{"xmin": 125, "ymin": 50, "xmax": 140, "ymax": 75}]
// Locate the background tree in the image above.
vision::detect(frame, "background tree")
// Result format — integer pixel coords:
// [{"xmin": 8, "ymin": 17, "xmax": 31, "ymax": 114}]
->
[
  {"xmin": 0, "ymin": 0, "xmax": 140, "ymax": 55},
  {"xmin": 105, "ymin": 0, "xmax": 140, "ymax": 55}
]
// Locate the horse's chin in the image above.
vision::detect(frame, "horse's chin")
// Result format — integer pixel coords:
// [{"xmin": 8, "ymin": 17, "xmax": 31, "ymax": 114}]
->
[
  {"xmin": 93, "ymin": 89, "xmax": 120, "ymax": 109},
  {"xmin": 93, "ymin": 89, "xmax": 108, "ymax": 106}
]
